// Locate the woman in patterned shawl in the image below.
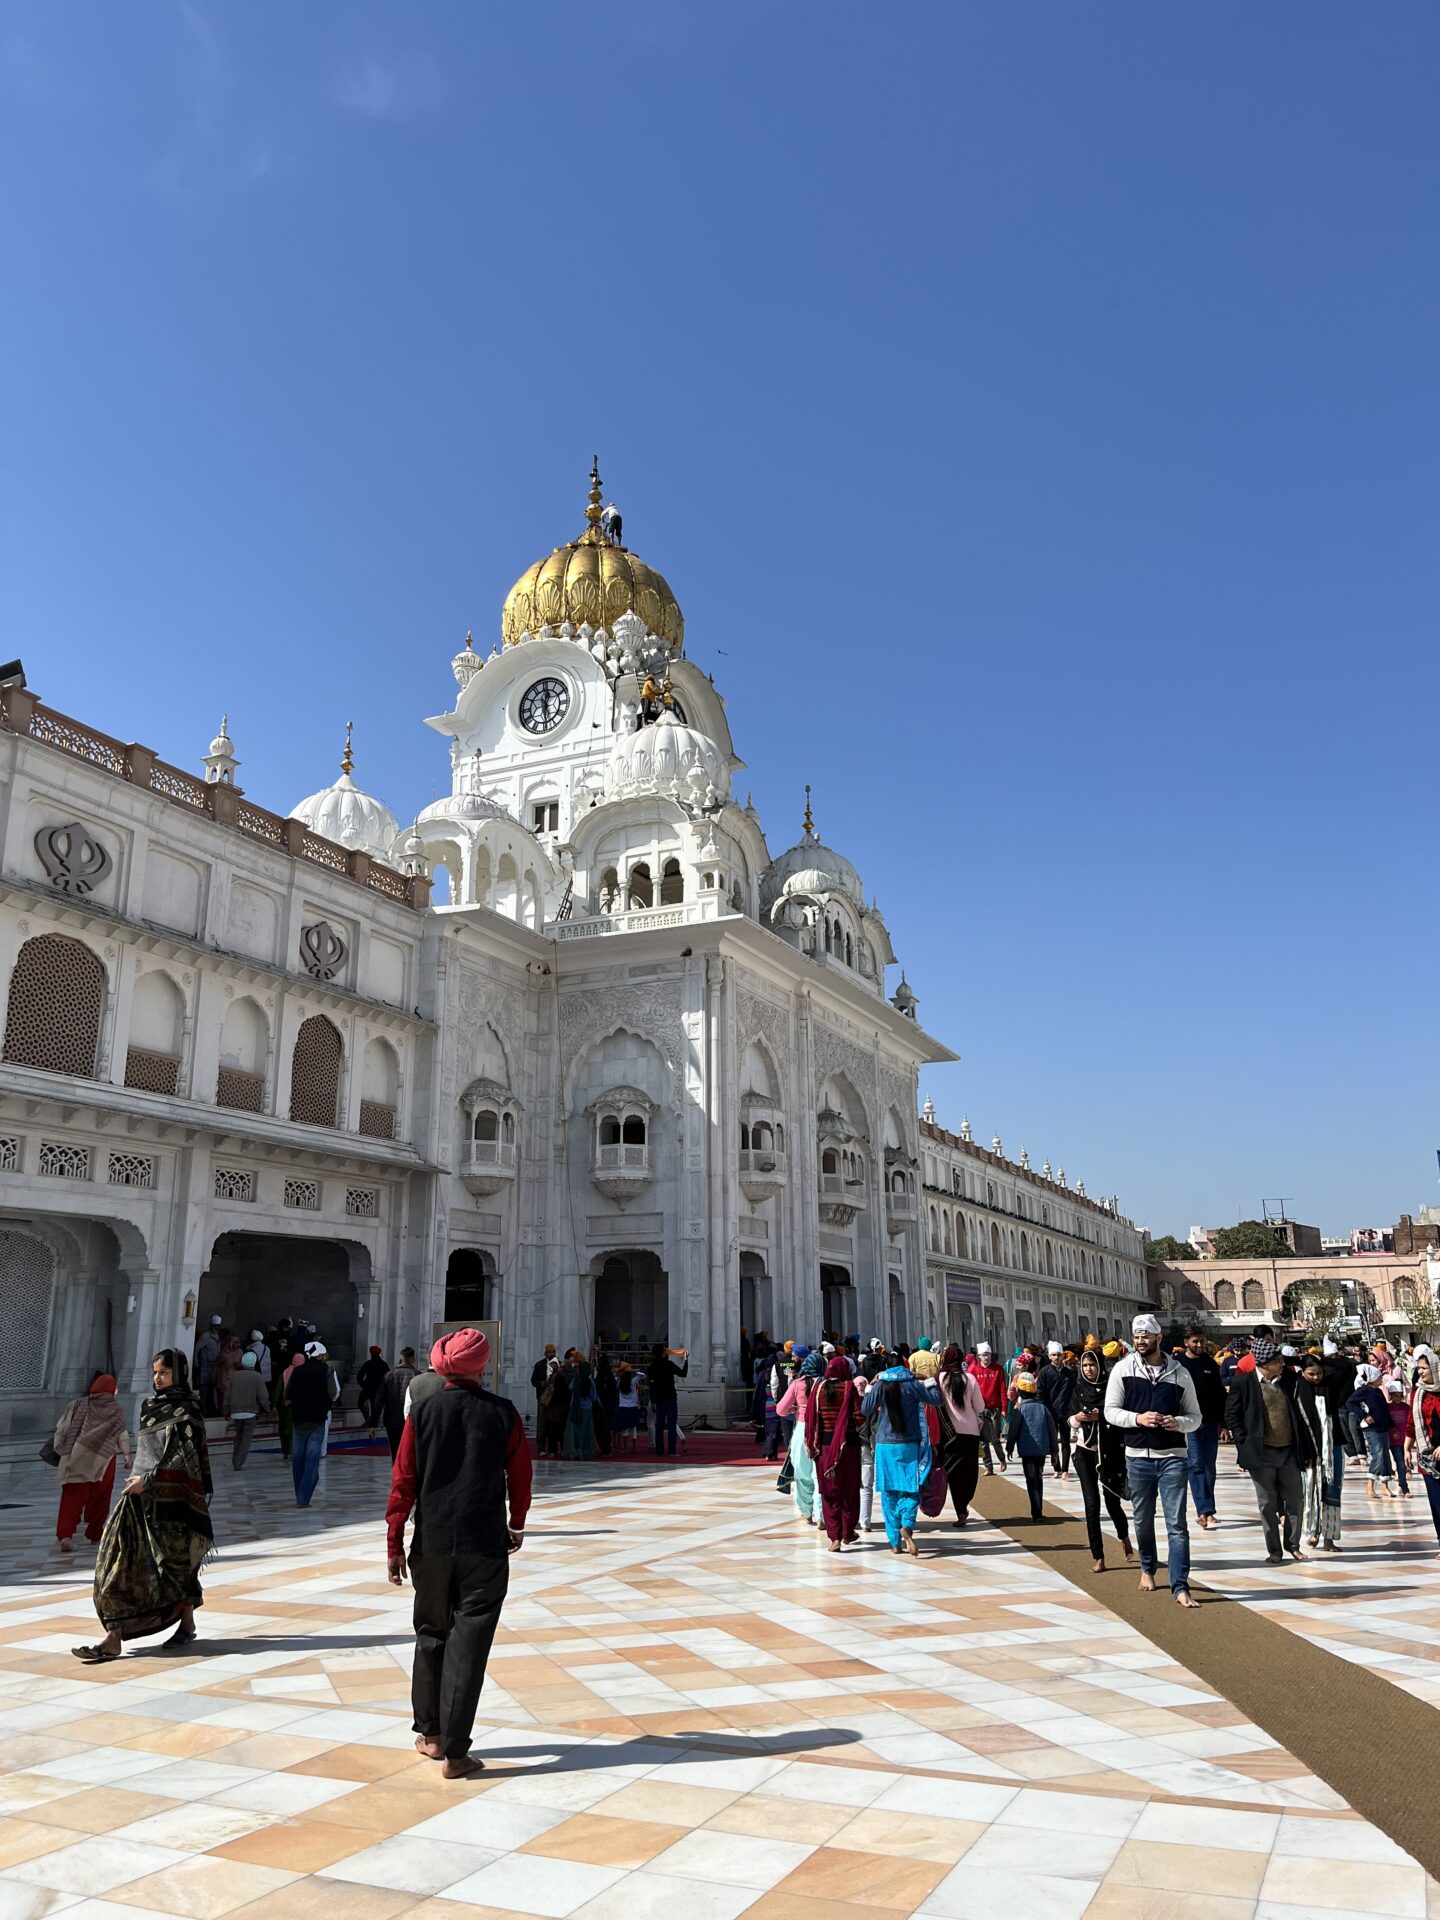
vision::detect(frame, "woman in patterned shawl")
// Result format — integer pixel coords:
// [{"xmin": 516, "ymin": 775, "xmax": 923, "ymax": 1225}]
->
[{"xmin": 73, "ymin": 1349, "xmax": 213, "ymax": 1663}]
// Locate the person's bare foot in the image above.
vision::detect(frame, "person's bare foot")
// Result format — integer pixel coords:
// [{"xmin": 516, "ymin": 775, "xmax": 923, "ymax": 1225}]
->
[
  {"xmin": 1122, "ymin": 1541, "xmax": 1135, "ymax": 1563},
  {"xmin": 900, "ymin": 1529, "xmax": 919, "ymax": 1558},
  {"xmin": 1139, "ymin": 1572, "xmax": 1156, "ymax": 1593},
  {"xmin": 1174, "ymin": 1589, "xmax": 1201, "ymax": 1609},
  {"xmin": 1092, "ymin": 1557, "xmax": 1106, "ymax": 1573},
  {"xmin": 415, "ymin": 1735, "xmax": 444, "ymax": 1760},
  {"xmin": 442, "ymin": 1754, "xmax": 486, "ymax": 1780}
]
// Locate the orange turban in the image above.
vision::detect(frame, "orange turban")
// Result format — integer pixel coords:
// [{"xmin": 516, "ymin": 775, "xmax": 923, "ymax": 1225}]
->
[{"xmin": 430, "ymin": 1328, "xmax": 491, "ymax": 1379}]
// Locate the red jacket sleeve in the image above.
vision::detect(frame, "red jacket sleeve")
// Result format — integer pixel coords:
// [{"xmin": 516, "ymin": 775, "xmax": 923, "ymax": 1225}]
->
[
  {"xmin": 385, "ymin": 1418, "xmax": 417, "ymax": 1558},
  {"xmin": 505, "ymin": 1407, "xmax": 533, "ymax": 1533}
]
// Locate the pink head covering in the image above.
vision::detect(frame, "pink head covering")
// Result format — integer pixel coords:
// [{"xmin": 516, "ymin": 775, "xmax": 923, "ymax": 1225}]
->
[{"xmin": 431, "ymin": 1327, "xmax": 491, "ymax": 1380}]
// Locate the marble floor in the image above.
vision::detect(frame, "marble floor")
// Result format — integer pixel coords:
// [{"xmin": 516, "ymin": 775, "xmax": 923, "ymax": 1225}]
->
[{"xmin": 0, "ymin": 1442, "xmax": 1435, "ymax": 1920}]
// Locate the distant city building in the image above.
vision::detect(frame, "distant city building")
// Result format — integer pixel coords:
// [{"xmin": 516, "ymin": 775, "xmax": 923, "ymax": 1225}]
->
[
  {"xmin": 1149, "ymin": 1254, "xmax": 1434, "ymax": 1339},
  {"xmin": 1392, "ymin": 1214, "xmax": 1439, "ymax": 1257}
]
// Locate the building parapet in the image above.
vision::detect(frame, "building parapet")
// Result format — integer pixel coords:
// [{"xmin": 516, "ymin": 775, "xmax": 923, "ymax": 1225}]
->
[{"xmin": 0, "ymin": 684, "xmax": 429, "ymax": 911}]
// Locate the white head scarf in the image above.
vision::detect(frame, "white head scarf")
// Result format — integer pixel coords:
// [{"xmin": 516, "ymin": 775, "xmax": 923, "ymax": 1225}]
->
[{"xmin": 1131, "ymin": 1314, "xmax": 1162, "ymax": 1338}]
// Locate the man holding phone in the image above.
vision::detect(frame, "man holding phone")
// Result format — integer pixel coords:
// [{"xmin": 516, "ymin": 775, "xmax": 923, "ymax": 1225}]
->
[
  {"xmin": 386, "ymin": 1328, "xmax": 532, "ymax": 1778},
  {"xmin": 1104, "ymin": 1314, "xmax": 1202, "ymax": 1608}
]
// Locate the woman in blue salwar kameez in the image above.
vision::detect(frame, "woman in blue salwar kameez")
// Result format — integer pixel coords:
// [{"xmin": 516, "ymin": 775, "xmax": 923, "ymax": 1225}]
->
[{"xmin": 861, "ymin": 1364, "xmax": 941, "ymax": 1555}]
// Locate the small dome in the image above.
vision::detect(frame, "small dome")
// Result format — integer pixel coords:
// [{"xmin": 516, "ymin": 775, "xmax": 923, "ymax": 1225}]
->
[
  {"xmin": 209, "ymin": 716, "xmax": 235, "ymax": 759},
  {"xmin": 501, "ymin": 461, "xmax": 683, "ymax": 649},
  {"xmin": 606, "ymin": 712, "xmax": 730, "ymax": 807},
  {"xmin": 452, "ymin": 632, "xmax": 484, "ymax": 689},
  {"xmin": 290, "ymin": 734, "xmax": 401, "ymax": 864},
  {"xmin": 764, "ymin": 830, "xmax": 863, "ymax": 909}
]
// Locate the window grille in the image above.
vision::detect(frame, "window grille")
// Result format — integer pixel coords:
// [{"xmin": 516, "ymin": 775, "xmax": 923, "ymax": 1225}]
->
[
  {"xmin": 346, "ymin": 1186, "xmax": 379, "ymax": 1217},
  {"xmin": 107, "ymin": 1151, "xmax": 155, "ymax": 1189},
  {"xmin": 289, "ymin": 1015, "xmax": 341, "ymax": 1127},
  {"xmin": 214, "ymin": 1166, "xmax": 255, "ymax": 1202},
  {"xmin": 359, "ymin": 1099, "xmax": 395, "ymax": 1139},
  {"xmin": 38, "ymin": 1140, "xmax": 91, "ymax": 1180},
  {"xmin": 2, "ymin": 934, "xmax": 104, "ymax": 1077},
  {"xmin": 0, "ymin": 1137, "xmax": 18, "ymax": 1172},
  {"xmin": 124, "ymin": 1045, "xmax": 179, "ymax": 1096},
  {"xmin": 0, "ymin": 1230, "xmax": 56, "ymax": 1389},
  {"xmin": 284, "ymin": 1177, "xmax": 320, "ymax": 1211},
  {"xmin": 216, "ymin": 1065, "xmax": 265, "ymax": 1113}
]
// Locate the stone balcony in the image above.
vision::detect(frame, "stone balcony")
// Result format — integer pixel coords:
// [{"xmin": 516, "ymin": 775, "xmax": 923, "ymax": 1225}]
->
[
  {"xmin": 590, "ymin": 1141, "xmax": 652, "ymax": 1208},
  {"xmin": 547, "ymin": 894, "xmax": 731, "ymax": 941},
  {"xmin": 460, "ymin": 1139, "xmax": 518, "ymax": 1198}
]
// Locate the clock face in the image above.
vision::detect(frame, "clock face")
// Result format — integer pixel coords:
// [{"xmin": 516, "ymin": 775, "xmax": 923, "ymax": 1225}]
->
[{"xmin": 519, "ymin": 676, "xmax": 570, "ymax": 735}]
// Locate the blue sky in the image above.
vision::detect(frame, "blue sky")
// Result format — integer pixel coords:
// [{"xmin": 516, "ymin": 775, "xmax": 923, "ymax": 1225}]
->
[{"xmin": 2, "ymin": 3, "xmax": 1435, "ymax": 1237}]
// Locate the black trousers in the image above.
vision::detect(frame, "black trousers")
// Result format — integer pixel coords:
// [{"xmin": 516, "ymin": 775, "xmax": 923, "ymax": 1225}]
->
[
  {"xmin": 943, "ymin": 1435, "xmax": 980, "ymax": 1522},
  {"xmin": 410, "ymin": 1552, "xmax": 510, "ymax": 1759},
  {"xmin": 1050, "ymin": 1421, "xmax": 1072, "ymax": 1476},
  {"xmin": 1021, "ymin": 1455, "xmax": 1046, "ymax": 1517},
  {"xmin": 1074, "ymin": 1444, "xmax": 1130, "ymax": 1559},
  {"xmin": 386, "ymin": 1424, "xmax": 404, "ymax": 1461}
]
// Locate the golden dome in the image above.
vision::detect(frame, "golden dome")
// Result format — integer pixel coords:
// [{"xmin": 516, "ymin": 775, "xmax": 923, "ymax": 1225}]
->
[{"xmin": 501, "ymin": 461, "xmax": 684, "ymax": 650}]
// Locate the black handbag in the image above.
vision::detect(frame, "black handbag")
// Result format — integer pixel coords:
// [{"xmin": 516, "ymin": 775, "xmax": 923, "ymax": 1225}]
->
[{"xmin": 38, "ymin": 1438, "xmax": 60, "ymax": 1466}]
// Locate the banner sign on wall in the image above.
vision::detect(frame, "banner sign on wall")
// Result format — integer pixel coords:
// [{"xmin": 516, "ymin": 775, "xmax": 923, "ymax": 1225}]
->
[{"xmin": 944, "ymin": 1273, "xmax": 982, "ymax": 1307}]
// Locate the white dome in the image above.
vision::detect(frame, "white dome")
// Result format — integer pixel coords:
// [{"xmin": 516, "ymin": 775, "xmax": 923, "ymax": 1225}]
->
[
  {"xmin": 763, "ymin": 830, "xmax": 863, "ymax": 908},
  {"xmin": 289, "ymin": 773, "xmax": 401, "ymax": 865},
  {"xmin": 606, "ymin": 712, "xmax": 730, "ymax": 808}
]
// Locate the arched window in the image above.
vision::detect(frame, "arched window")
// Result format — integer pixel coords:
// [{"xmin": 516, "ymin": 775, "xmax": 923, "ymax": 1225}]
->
[
  {"xmin": 660, "ymin": 858, "xmax": 684, "ymax": 906},
  {"xmin": 599, "ymin": 1115, "xmax": 621, "ymax": 1146},
  {"xmin": 1020, "ymin": 1232, "xmax": 1031, "ymax": 1273},
  {"xmin": 957, "ymin": 1214, "xmax": 968, "ymax": 1257},
  {"xmin": 217, "ymin": 997, "xmax": 267, "ymax": 1111},
  {"xmin": 3, "ymin": 934, "xmax": 104, "ymax": 1078},
  {"xmin": 844, "ymin": 932, "xmax": 853, "ymax": 967},
  {"xmin": 740, "ymin": 1121, "xmax": 751, "ymax": 1150},
  {"xmin": 621, "ymin": 1114, "xmax": 646, "ymax": 1146},
  {"xmin": 598, "ymin": 867, "xmax": 620, "ymax": 912},
  {"xmin": 991, "ymin": 1223, "xmax": 1003, "ymax": 1265},
  {"xmin": 943, "ymin": 1213, "xmax": 954, "ymax": 1254},
  {"xmin": 824, "ymin": 920, "xmax": 833, "ymax": 953},
  {"xmin": 1242, "ymin": 1279, "xmax": 1264, "ymax": 1310},
  {"xmin": 474, "ymin": 1109, "xmax": 499, "ymax": 1143},
  {"xmin": 495, "ymin": 853, "xmax": 520, "ymax": 920},
  {"xmin": 822, "ymin": 1148, "xmax": 839, "ymax": 1177},
  {"xmin": 125, "ymin": 970, "xmax": 184, "ymax": 1094},
  {"xmin": 929, "ymin": 1206, "xmax": 939, "ymax": 1252},
  {"xmin": 289, "ymin": 1015, "xmax": 342, "ymax": 1128},
  {"xmin": 360, "ymin": 1036, "xmax": 399, "ymax": 1138},
  {"xmin": 501, "ymin": 1110, "xmax": 515, "ymax": 1145},
  {"xmin": 628, "ymin": 863, "xmax": 653, "ymax": 910}
]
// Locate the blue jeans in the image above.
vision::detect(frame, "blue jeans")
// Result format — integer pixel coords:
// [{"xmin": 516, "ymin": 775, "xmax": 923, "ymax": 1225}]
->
[
  {"xmin": 1186, "ymin": 1423, "xmax": 1220, "ymax": 1517},
  {"xmin": 292, "ymin": 1423, "xmax": 326, "ymax": 1506},
  {"xmin": 654, "ymin": 1402, "xmax": 678, "ymax": 1455},
  {"xmin": 1126, "ymin": 1453, "xmax": 1191, "ymax": 1594},
  {"xmin": 1364, "ymin": 1427, "xmax": 1392, "ymax": 1482},
  {"xmin": 1390, "ymin": 1441, "xmax": 1409, "ymax": 1494}
]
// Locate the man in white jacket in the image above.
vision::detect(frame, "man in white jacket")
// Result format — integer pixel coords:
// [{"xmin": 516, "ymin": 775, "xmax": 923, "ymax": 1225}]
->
[{"xmin": 1104, "ymin": 1314, "xmax": 1202, "ymax": 1608}]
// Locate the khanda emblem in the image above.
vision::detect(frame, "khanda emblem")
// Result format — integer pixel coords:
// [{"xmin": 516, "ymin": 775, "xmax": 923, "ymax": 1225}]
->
[
  {"xmin": 299, "ymin": 920, "xmax": 347, "ymax": 982},
  {"xmin": 34, "ymin": 822, "xmax": 112, "ymax": 896}
]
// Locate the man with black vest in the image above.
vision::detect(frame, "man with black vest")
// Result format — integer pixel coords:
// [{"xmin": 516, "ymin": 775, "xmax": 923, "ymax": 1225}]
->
[
  {"xmin": 1104, "ymin": 1313, "xmax": 1202, "ymax": 1608},
  {"xmin": 386, "ymin": 1328, "xmax": 531, "ymax": 1779},
  {"xmin": 1224, "ymin": 1337, "xmax": 1315, "ymax": 1565}
]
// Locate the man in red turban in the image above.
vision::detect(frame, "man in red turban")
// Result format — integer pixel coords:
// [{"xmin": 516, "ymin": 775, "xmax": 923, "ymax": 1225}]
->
[{"xmin": 386, "ymin": 1328, "xmax": 530, "ymax": 1779}]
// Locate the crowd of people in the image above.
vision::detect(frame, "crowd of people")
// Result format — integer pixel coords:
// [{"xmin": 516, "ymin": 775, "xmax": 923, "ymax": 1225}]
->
[
  {"xmin": 747, "ymin": 1316, "xmax": 1440, "ymax": 1603},
  {"xmin": 528, "ymin": 1342, "xmax": 689, "ymax": 1459},
  {"xmin": 44, "ymin": 1305, "xmax": 1440, "ymax": 1779}
]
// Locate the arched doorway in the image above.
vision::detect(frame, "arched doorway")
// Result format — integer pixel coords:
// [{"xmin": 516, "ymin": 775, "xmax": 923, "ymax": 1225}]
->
[
  {"xmin": 201, "ymin": 1234, "xmax": 361, "ymax": 1383},
  {"xmin": 592, "ymin": 1250, "xmax": 667, "ymax": 1360},
  {"xmin": 445, "ymin": 1247, "xmax": 494, "ymax": 1323},
  {"xmin": 820, "ymin": 1263, "xmax": 853, "ymax": 1338}
]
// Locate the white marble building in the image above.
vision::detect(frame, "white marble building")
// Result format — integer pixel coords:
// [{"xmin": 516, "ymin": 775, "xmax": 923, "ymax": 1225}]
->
[
  {"xmin": 0, "ymin": 466, "xmax": 953, "ymax": 1449},
  {"xmin": 920, "ymin": 1107, "xmax": 1148, "ymax": 1353}
]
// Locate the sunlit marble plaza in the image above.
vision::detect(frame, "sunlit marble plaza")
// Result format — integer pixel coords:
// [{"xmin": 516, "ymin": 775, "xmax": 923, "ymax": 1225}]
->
[{"xmin": 0, "ymin": 1445, "xmax": 1435, "ymax": 1920}]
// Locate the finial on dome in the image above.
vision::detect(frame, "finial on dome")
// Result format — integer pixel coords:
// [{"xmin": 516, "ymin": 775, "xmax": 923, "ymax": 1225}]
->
[
  {"xmin": 341, "ymin": 720, "xmax": 354, "ymax": 778},
  {"xmin": 803, "ymin": 784, "xmax": 815, "ymax": 836},
  {"xmin": 203, "ymin": 714, "xmax": 239, "ymax": 786},
  {"xmin": 585, "ymin": 455, "xmax": 603, "ymax": 528}
]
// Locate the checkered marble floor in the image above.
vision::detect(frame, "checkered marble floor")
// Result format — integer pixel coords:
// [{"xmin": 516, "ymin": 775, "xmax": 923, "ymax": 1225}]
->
[
  {"xmin": 0, "ymin": 1447, "xmax": 1434, "ymax": 1920},
  {"xmin": 1034, "ymin": 1446, "xmax": 1440, "ymax": 1707}
]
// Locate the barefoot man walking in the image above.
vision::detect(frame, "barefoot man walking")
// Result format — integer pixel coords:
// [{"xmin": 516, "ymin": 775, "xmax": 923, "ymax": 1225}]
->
[
  {"xmin": 1104, "ymin": 1313, "xmax": 1203, "ymax": 1609},
  {"xmin": 386, "ymin": 1328, "xmax": 532, "ymax": 1778}
]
